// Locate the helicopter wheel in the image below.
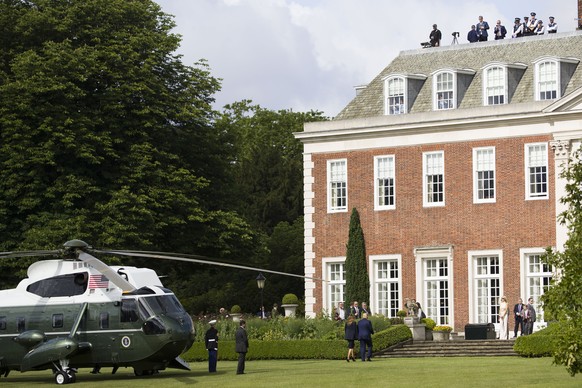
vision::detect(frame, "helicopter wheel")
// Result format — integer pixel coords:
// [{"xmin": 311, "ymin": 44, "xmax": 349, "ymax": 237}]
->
[
  {"xmin": 54, "ymin": 370, "xmax": 70, "ymax": 385},
  {"xmin": 134, "ymin": 369, "xmax": 158, "ymax": 376}
]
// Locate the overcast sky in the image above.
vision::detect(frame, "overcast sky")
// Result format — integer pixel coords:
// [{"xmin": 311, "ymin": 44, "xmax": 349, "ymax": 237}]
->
[{"xmin": 154, "ymin": 0, "xmax": 578, "ymax": 117}]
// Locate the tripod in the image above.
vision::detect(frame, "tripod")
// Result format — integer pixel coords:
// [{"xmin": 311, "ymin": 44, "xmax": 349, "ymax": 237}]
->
[{"xmin": 451, "ymin": 34, "xmax": 459, "ymax": 45}]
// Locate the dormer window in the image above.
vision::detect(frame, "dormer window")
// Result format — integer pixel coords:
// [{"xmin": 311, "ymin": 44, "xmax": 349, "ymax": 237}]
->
[
  {"xmin": 386, "ymin": 77, "xmax": 405, "ymax": 114},
  {"xmin": 432, "ymin": 69, "xmax": 475, "ymax": 110},
  {"xmin": 482, "ymin": 62, "xmax": 527, "ymax": 106},
  {"xmin": 484, "ymin": 66, "xmax": 505, "ymax": 105},
  {"xmin": 533, "ymin": 57, "xmax": 579, "ymax": 101},
  {"xmin": 435, "ymin": 72, "xmax": 453, "ymax": 110},
  {"xmin": 383, "ymin": 73, "xmax": 427, "ymax": 115},
  {"xmin": 537, "ymin": 61, "xmax": 558, "ymax": 100}
]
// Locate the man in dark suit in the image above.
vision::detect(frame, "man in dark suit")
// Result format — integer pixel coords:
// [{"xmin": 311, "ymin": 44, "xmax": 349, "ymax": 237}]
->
[
  {"xmin": 526, "ymin": 297, "xmax": 537, "ymax": 335},
  {"xmin": 350, "ymin": 301, "xmax": 361, "ymax": 318},
  {"xmin": 357, "ymin": 313, "xmax": 374, "ymax": 361},
  {"xmin": 235, "ymin": 319, "xmax": 249, "ymax": 374},
  {"xmin": 513, "ymin": 298, "xmax": 524, "ymax": 337},
  {"xmin": 361, "ymin": 302, "xmax": 371, "ymax": 316}
]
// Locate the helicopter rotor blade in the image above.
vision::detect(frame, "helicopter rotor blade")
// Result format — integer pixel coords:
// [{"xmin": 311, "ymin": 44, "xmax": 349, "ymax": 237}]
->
[
  {"xmin": 77, "ymin": 252, "xmax": 136, "ymax": 292},
  {"xmin": 96, "ymin": 249, "xmax": 325, "ymax": 282},
  {"xmin": 0, "ymin": 250, "xmax": 61, "ymax": 259}
]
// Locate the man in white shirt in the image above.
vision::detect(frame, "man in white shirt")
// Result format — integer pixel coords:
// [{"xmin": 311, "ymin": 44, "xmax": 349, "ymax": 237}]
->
[{"xmin": 547, "ymin": 16, "xmax": 558, "ymax": 33}]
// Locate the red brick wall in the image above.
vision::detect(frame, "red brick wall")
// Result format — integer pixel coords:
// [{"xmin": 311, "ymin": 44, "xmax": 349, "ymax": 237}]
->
[{"xmin": 310, "ymin": 134, "xmax": 555, "ymax": 330}]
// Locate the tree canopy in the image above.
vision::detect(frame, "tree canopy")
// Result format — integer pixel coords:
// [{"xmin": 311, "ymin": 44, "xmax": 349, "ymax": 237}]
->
[
  {"xmin": 542, "ymin": 148, "xmax": 582, "ymax": 376},
  {"xmin": 0, "ymin": 0, "xmax": 251, "ymax": 279},
  {"xmin": 0, "ymin": 0, "xmax": 328, "ymax": 315}
]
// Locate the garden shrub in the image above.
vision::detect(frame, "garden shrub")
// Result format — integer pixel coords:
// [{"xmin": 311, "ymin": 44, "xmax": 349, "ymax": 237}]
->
[
  {"xmin": 372, "ymin": 324, "xmax": 412, "ymax": 350},
  {"xmin": 182, "ymin": 324, "xmax": 412, "ymax": 361},
  {"xmin": 514, "ymin": 323, "xmax": 561, "ymax": 358},
  {"xmin": 282, "ymin": 293, "xmax": 299, "ymax": 304}
]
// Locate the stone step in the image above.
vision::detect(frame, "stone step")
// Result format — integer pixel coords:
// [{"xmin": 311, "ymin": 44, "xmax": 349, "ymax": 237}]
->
[{"xmin": 376, "ymin": 338, "xmax": 518, "ymax": 358}]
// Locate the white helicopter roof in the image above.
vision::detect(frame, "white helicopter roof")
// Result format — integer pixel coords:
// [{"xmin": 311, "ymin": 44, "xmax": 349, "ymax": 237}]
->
[{"xmin": 0, "ymin": 260, "xmax": 165, "ymax": 308}]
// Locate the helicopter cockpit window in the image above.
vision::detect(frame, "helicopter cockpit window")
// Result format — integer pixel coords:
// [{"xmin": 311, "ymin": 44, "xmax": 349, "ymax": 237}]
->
[
  {"xmin": 0, "ymin": 317, "xmax": 6, "ymax": 330},
  {"xmin": 141, "ymin": 295, "xmax": 184, "ymax": 316},
  {"xmin": 120, "ymin": 299, "xmax": 140, "ymax": 323},
  {"xmin": 26, "ymin": 272, "xmax": 88, "ymax": 297},
  {"xmin": 52, "ymin": 314, "xmax": 64, "ymax": 328}
]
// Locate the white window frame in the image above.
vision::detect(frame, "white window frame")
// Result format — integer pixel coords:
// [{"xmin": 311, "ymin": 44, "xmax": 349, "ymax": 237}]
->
[
  {"xmin": 415, "ymin": 246, "xmax": 454, "ymax": 327},
  {"xmin": 374, "ymin": 155, "xmax": 396, "ymax": 210},
  {"xmin": 467, "ymin": 250, "xmax": 504, "ymax": 325},
  {"xmin": 384, "ymin": 76, "xmax": 406, "ymax": 115},
  {"xmin": 535, "ymin": 60, "xmax": 559, "ymax": 101},
  {"xmin": 520, "ymin": 248, "xmax": 553, "ymax": 330},
  {"xmin": 322, "ymin": 257, "xmax": 346, "ymax": 316},
  {"xmin": 524, "ymin": 143, "xmax": 549, "ymax": 200},
  {"xmin": 433, "ymin": 71, "xmax": 455, "ymax": 110},
  {"xmin": 483, "ymin": 65, "xmax": 507, "ymax": 106},
  {"xmin": 369, "ymin": 255, "xmax": 402, "ymax": 318},
  {"xmin": 423, "ymin": 151, "xmax": 445, "ymax": 207},
  {"xmin": 327, "ymin": 159, "xmax": 348, "ymax": 212},
  {"xmin": 473, "ymin": 147, "xmax": 496, "ymax": 203}
]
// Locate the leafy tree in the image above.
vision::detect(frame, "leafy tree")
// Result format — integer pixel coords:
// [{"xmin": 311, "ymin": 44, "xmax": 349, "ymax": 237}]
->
[
  {"xmin": 542, "ymin": 148, "xmax": 582, "ymax": 377},
  {"xmin": 344, "ymin": 208, "xmax": 370, "ymax": 309},
  {"xmin": 0, "ymin": 0, "xmax": 252, "ymax": 286},
  {"xmin": 216, "ymin": 100, "xmax": 327, "ymax": 232}
]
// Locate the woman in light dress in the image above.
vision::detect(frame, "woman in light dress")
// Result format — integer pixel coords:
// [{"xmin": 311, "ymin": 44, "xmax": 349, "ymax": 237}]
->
[{"xmin": 498, "ymin": 296, "xmax": 509, "ymax": 340}]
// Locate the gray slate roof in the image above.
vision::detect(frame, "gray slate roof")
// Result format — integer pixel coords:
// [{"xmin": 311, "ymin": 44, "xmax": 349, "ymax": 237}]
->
[{"xmin": 335, "ymin": 31, "xmax": 582, "ymax": 120}]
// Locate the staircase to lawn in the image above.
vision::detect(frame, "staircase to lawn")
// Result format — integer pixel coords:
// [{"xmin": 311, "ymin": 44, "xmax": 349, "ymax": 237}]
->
[{"xmin": 376, "ymin": 338, "xmax": 518, "ymax": 358}]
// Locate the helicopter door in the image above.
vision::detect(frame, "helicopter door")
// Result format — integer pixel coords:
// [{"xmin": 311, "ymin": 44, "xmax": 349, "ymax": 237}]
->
[{"xmin": 118, "ymin": 299, "xmax": 141, "ymax": 352}]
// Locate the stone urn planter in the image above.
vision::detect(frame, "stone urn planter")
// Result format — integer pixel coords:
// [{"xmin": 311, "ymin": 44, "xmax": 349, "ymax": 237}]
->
[
  {"xmin": 230, "ymin": 305, "xmax": 242, "ymax": 322},
  {"xmin": 432, "ymin": 326, "xmax": 452, "ymax": 341},
  {"xmin": 281, "ymin": 293, "xmax": 299, "ymax": 317},
  {"xmin": 281, "ymin": 304, "xmax": 298, "ymax": 317},
  {"xmin": 432, "ymin": 331, "xmax": 450, "ymax": 341},
  {"xmin": 425, "ymin": 330, "xmax": 433, "ymax": 341}
]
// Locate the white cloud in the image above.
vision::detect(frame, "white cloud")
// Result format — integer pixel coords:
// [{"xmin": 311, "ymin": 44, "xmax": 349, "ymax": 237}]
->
[{"xmin": 155, "ymin": 0, "xmax": 578, "ymax": 117}]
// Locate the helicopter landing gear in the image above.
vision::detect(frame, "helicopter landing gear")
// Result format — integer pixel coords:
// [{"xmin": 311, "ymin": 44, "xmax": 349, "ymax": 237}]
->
[
  {"xmin": 134, "ymin": 368, "xmax": 159, "ymax": 376},
  {"xmin": 53, "ymin": 360, "xmax": 76, "ymax": 385}
]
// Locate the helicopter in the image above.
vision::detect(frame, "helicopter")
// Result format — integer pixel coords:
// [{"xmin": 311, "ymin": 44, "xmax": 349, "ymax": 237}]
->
[{"xmin": 0, "ymin": 239, "xmax": 317, "ymax": 385}]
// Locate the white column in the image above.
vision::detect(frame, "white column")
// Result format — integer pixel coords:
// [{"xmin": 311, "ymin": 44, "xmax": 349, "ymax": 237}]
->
[{"xmin": 303, "ymin": 153, "xmax": 316, "ymax": 318}]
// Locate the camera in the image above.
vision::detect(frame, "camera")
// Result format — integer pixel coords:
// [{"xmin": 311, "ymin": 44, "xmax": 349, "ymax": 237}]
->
[{"xmin": 452, "ymin": 32, "xmax": 460, "ymax": 37}]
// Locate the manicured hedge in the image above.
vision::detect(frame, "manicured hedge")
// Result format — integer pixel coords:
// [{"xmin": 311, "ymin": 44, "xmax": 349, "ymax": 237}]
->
[
  {"xmin": 182, "ymin": 324, "xmax": 411, "ymax": 361},
  {"xmin": 514, "ymin": 323, "xmax": 560, "ymax": 358}
]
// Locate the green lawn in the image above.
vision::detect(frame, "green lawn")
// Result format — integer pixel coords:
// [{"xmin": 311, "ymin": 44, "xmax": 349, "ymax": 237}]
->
[{"xmin": 2, "ymin": 357, "xmax": 579, "ymax": 387}]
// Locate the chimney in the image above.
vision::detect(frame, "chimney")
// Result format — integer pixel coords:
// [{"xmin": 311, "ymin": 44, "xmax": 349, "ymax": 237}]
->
[{"xmin": 579, "ymin": 0, "xmax": 582, "ymax": 29}]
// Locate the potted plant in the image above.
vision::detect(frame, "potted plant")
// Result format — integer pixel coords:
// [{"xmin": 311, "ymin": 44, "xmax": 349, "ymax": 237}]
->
[
  {"xmin": 230, "ymin": 304, "xmax": 242, "ymax": 322},
  {"xmin": 432, "ymin": 325, "xmax": 452, "ymax": 341},
  {"xmin": 281, "ymin": 293, "xmax": 299, "ymax": 317},
  {"xmin": 397, "ymin": 310, "xmax": 408, "ymax": 318},
  {"xmin": 421, "ymin": 317, "xmax": 436, "ymax": 340}
]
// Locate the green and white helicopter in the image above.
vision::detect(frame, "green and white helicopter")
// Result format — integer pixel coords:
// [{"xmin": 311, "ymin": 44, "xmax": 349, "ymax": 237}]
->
[{"xmin": 0, "ymin": 240, "xmax": 311, "ymax": 384}]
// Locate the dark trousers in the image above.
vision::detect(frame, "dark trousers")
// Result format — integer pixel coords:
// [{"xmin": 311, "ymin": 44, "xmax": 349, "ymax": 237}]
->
[
  {"xmin": 359, "ymin": 339, "xmax": 373, "ymax": 361},
  {"xmin": 237, "ymin": 352, "xmax": 246, "ymax": 374},
  {"xmin": 514, "ymin": 316, "xmax": 523, "ymax": 337},
  {"xmin": 208, "ymin": 349, "xmax": 217, "ymax": 372}
]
